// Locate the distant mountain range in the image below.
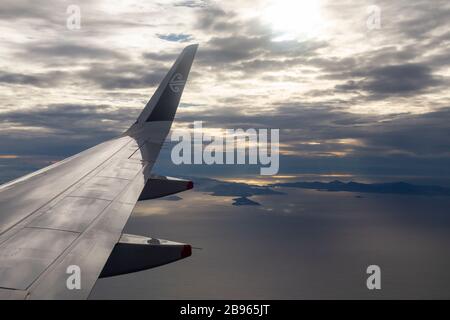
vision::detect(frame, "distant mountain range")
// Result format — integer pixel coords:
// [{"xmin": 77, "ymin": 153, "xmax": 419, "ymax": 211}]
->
[
  {"xmin": 186, "ymin": 176, "xmax": 284, "ymax": 197},
  {"xmin": 271, "ymin": 180, "xmax": 450, "ymax": 196},
  {"xmin": 168, "ymin": 177, "xmax": 450, "ymax": 206}
]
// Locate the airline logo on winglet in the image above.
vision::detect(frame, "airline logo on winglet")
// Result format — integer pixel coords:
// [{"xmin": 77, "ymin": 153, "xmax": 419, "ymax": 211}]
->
[{"xmin": 169, "ymin": 73, "xmax": 185, "ymax": 93}]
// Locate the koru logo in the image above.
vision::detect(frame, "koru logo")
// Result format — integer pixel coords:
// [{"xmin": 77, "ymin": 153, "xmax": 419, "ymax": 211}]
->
[
  {"xmin": 169, "ymin": 73, "xmax": 185, "ymax": 93},
  {"xmin": 366, "ymin": 265, "xmax": 381, "ymax": 290}
]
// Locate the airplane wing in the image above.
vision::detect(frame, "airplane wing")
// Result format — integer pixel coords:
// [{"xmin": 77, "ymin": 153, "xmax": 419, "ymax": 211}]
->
[{"xmin": 0, "ymin": 44, "xmax": 198, "ymax": 299}]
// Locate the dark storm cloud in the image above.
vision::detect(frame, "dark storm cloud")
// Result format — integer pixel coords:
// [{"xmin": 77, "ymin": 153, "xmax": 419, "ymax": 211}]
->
[
  {"xmin": 313, "ymin": 46, "xmax": 434, "ymax": 80},
  {"xmin": 0, "ymin": 104, "xmax": 140, "ymax": 156},
  {"xmin": 155, "ymin": 102, "xmax": 450, "ymax": 178},
  {"xmin": 194, "ymin": 5, "xmax": 236, "ymax": 32},
  {"xmin": 78, "ymin": 63, "xmax": 167, "ymax": 89},
  {"xmin": 188, "ymin": 35, "xmax": 326, "ymax": 75},
  {"xmin": 142, "ymin": 52, "xmax": 179, "ymax": 62},
  {"xmin": 141, "ymin": 33, "xmax": 324, "ymax": 74},
  {"xmin": 176, "ymin": 102, "xmax": 450, "ymax": 159},
  {"xmin": 24, "ymin": 43, "xmax": 126, "ymax": 61},
  {"xmin": 395, "ymin": 2, "xmax": 450, "ymax": 39},
  {"xmin": 0, "ymin": 70, "xmax": 66, "ymax": 87},
  {"xmin": 177, "ymin": 102, "xmax": 380, "ymax": 131},
  {"xmin": 0, "ymin": 103, "xmax": 138, "ymax": 133},
  {"xmin": 335, "ymin": 63, "xmax": 443, "ymax": 97},
  {"xmin": 0, "ymin": 0, "xmax": 56, "ymax": 20},
  {"xmin": 0, "ymin": 0, "xmax": 156, "ymax": 32},
  {"xmin": 425, "ymin": 51, "xmax": 450, "ymax": 69},
  {"xmin": 310, "ymin": 43, "xmax": 447, "ymax": 98},
  {"xmin": 356, "ymin": 108, "xmax": 450, "ymax": 156},
  {"xmin": 197, "ymin": 36, "xmax": 264, "ymax": 65}
]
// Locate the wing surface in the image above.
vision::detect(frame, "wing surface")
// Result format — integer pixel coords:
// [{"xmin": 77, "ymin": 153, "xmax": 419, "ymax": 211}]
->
[{"xmin": 0, "ymin": 44, "xmax": 198, "ymax": 299}]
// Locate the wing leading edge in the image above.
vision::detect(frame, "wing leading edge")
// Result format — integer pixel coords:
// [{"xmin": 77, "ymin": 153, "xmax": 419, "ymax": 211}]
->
[{"xmin": 0, "ymin": 44, "xmax": 198, "ymax": 299}]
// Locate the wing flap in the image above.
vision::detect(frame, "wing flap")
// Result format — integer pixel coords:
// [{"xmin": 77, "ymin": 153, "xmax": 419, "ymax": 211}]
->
[
  {"xmin": 138, "ymin": 175, "xmax": 193, "ymax": 200},
  {"xmin": 99, "ymin": 234, "xmax": 191, "ymax": 278}
]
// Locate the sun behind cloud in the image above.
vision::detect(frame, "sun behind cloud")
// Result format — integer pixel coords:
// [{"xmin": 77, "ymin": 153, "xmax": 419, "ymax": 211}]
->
[{"xmin": 261, "ymin": 0, "xmax": 323, "ymax": 40}]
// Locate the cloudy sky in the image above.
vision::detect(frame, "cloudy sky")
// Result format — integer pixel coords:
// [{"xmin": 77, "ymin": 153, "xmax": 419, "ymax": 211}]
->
[
  {"xmin": 0, "ymin": 0, "xmax": 449, "ymax": 184},
  {"xmin": 1, "ymin": 0, "xmax": 450, "ymax": 300}
]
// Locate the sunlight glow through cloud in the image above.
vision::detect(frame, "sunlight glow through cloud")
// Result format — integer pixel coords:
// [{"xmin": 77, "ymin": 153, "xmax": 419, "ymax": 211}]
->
[{"xmin": 262, "ymin": 0, "xmax": 323, "ymax": 40}]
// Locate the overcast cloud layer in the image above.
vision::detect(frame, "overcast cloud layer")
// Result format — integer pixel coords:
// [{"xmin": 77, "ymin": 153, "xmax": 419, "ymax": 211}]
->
[{"xmin": 0, "ymin": 0, "xmax": 449, "ymax": 182}]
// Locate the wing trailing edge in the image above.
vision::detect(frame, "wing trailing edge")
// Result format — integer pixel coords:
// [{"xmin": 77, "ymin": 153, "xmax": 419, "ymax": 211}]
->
[
  {"xmin": 99, "ymin": 234, "xmax": 191, "ymax": 278},
  {"xmin": 138, "ymin": 175, "xmax": 193, "ymax": 201}
]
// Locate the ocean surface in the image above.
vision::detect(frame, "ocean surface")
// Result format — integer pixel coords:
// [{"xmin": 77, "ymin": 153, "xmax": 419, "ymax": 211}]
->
[{"xmin": 91, "ymin": 185, "xmax": 450, "ymax": 299}]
